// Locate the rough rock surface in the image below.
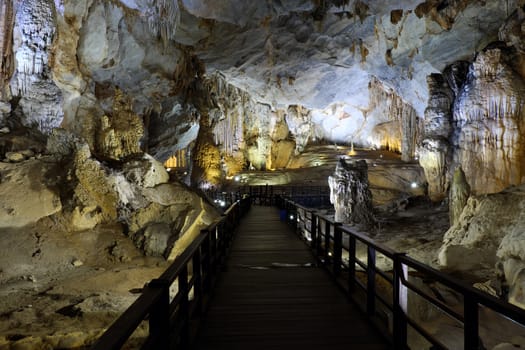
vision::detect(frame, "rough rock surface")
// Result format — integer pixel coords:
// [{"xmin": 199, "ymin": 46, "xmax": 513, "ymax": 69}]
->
[
  {"xmin": 328, "ymin": 158, "xmax": 375, "ymax": 225},
  {"xmin": 439, "ymin": 184, "xmax": 525, "ymax": 307},
  {"xmin": 0, "ymin": 221, "xmax": 166, "ymax": 349},
  {"xmin": 418, "ymin": 73, "xmax": 454, "ymax": 201},
  {"xmin": 0, "ymin": 0, "xmax": 523, "ymax": 188},
  {"xmin": 0, "ymin": 158, "xmax": 62, "ymax": 228},
  {"xmin": 192, "ymin": 0, "xmax": 513, "ymax": 127},
  {"xmin": 449, "ymin": 166, "xmax": 470, "ymax": 226},
  {"xmin": 1, "ymin": 0, "xmax": 525, "ymax": 345},
  {"xmin": 452, "ymin": 48, "xmax": 525, "ymax": 195},
  {"xmin": 73, "ymin": 144, "xmax": 120, "ymax": 223},
  {"xmin": 95, "ymin": 89, "xmax": 144, "ymax": 161},
  {"xmin": 9, "ymin": 0, "xmax": 63, "ymax": 134}
]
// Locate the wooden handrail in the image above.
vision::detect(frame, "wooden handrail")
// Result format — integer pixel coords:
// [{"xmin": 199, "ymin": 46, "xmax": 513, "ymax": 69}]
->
[
  {"xmin": 91, "ymin": 197, "xmax": 251, "ymax": 350},
  {"xmin": 279, "ymin": 196, "xmax": 525, "ymax": 350}
]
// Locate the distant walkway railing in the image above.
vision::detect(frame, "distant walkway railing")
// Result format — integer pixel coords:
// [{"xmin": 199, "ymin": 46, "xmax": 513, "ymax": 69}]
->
[
  {"xmin": 279, "ymin": 197, "xmax": 525, "ymax": 350},
  {"xmin": 91, "ymin": 197, "xmax": 251, "ymax": 350},
  {"xmin": 205, "ymin": 185, "xmax": 331, "ymax": 208}
]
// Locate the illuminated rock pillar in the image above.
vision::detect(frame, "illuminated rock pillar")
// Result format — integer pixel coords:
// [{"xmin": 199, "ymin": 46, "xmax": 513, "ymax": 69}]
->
[{"xmin": 328, "ymin": 158, "xmax": 375, "ymax": 226}]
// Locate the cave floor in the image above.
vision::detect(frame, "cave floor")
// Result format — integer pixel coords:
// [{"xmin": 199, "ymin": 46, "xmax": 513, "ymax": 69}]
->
[{"xmin": 0, "ymin": 220, "xmax": 169, "ymax": 348}]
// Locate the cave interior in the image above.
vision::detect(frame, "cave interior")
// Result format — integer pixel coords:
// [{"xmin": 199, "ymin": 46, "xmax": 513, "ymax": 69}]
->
[{"xmin": 1, "ymin": 0, "xmax": 525, "ymax": 348}]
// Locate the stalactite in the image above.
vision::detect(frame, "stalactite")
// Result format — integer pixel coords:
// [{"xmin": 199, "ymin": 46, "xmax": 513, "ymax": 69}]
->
[
  {"xmin": 368, "ymin": 77, "xmax": 419, "ymax": 160},
  {"xmin": 206, "ymin": 74, "xmax": 245, "ymax": 157},
  {"xmin": 0, "ymin": 0, "xmax": 14, "ymax": 98},
  {"xmin": 145, "ymin": 0, "xmax": 180, "ymax": 48}
]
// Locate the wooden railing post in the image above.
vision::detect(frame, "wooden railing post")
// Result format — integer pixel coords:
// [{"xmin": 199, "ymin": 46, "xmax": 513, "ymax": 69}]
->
[
  {"xmin": 333, "ymin": 224, "xmax": 343, "ymax": 276},
  {"xmin": 292, "ymin": 207, "xmax": 298, "ymax": 232},
  {"xmin": 217, "ymin": 220, "xmax": 226, "ymax": 265},
  {"xmin": 210, "ymin": 226, "xmax": 218, "ymax": 274},
  {"xmin": 178, "ymin": 267, "xmax": 190, "ymax": 348},
  {"xmin": 310, "ymin": 211, "xmax": 317, "ymax": 251},
  {"xmin": 367, "ymin": 246, "xmax": 376, "ymax": 316},
  {"xmin": 148, "ymin": 278, "xmax": 170, "ymax": 350},
  {"xmin": 324, "ymin": 220, "xmax": 330, "ymax": 265},
  {"xmin": 348, "ymin": 236, "xmax": 356, "ymax": 293},
  {"xmin": 393, "ymin": 253, "xmax": 408, "ymax": 349},
  {"xmin": 193, "ymin": 247, "xmax": 203, "ymax": 315},
  {"xmin": 202, "ymin": 230, "xmax": 212, "ymax": 294},
  {"xmin": 464, "ymin": 299, "xmax": 479, "ymax": 350}
]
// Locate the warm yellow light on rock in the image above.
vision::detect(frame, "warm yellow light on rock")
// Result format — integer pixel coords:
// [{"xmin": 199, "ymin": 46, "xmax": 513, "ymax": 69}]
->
[
  {"xmin": 164, "ymin": 150, "xmax": 187, "ymax": 169},
  {"xmin": 164, "ymin": 155, "xmax": 177, "ymax": 168},
  {"xmin": 348, "ymin": 142, "xmax": 357, "ymax": 156}
]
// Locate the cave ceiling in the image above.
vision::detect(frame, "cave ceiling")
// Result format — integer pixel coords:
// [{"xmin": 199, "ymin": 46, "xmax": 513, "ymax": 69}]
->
[{"xmin": 1, "ymin": 0, "xmax": 525, "ymax": 192}]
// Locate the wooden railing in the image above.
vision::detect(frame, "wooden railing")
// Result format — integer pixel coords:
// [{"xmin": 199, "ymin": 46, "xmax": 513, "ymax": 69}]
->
[
  {"xmin": 205, "ymin": 185, "xmax": 331, "ymax": 208},
  {"xmin": 90, "ymin": 197, "xmax": 251, "ymax": 350},
  {"xmin": 279, "ymin": 197, "xmax": 525, "ymax": 350}
]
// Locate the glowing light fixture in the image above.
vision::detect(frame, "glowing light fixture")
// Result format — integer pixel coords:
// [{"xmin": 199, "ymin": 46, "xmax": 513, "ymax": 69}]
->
[
  {"xmin": 411, "ymin": 182, "xmax": 418, "ymax": 189},
  {"xmin": 234, "ymin": 175, "xmax": 240, "ymax": 182}
]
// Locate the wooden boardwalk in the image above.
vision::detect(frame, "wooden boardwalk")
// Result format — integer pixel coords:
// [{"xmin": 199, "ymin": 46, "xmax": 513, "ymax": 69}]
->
[{"xmin": 193, "ymin": 205, "xmax": 391, "ymax": 350}]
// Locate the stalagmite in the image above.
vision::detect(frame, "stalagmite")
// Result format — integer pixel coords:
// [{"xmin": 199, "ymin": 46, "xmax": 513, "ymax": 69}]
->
[
  {"xmin": 449, "ymin": 166, "xmax": 470, "ymax": 226},
  {"xmin": 328, "ymin": 158, "xmax": 375, "ymax": 226},
  {"xmin": 418, "ymin": 73, "xmax": 455, "ymax": 201}
]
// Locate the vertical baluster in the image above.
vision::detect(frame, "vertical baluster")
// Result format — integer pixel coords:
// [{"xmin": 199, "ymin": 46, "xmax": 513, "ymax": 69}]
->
[
  {"xmin": 210, "ymin": 226, "xmax": 217, "ymax": 275},
  {"xmin": 348, "ymin": 236, "xmax": 356, "ymax": 293},
  {"xmin": 367, "ymin": 246, "xmax": 376, "ymax": 316},
  {"xmin": 324, "ymin": 220, "xmax": 330, "ymax": 266},
  {"xmin": 464, "ymin": 299, "xmax": 479, "ymax": 350},
  {"xmin": 202, "ymin": 230, "xmax": 211, "ymax": 294},
  {"xmin": 148, "ymin": 278, "xmax": 170, "ymax": 350},
  {"xmin": 393, "ymin": 253, "xmax": 408, "ymax": 349},
  {"xmin": 333, "ymin": 224, "xmax": 343, "ymax": 276},
  {"xmin": 316, "ymin": 216, "xmax": 322, "ymax": 258},
  {"xmin": 178, "ymin": 267, "xmax": 189, "ymax": 348},
  {"xmin": 193, "ymin": 247, "xmax": 203, "ymax": 315},
  {"xmin": 310, "ymin": 211, "xmax": 317, "ymax": 252}
]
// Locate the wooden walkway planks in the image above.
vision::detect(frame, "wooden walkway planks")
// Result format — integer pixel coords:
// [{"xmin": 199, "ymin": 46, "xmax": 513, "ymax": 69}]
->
[{"xmin": 193, "ymin": 205, "xmax": 391, "ymax": 350}]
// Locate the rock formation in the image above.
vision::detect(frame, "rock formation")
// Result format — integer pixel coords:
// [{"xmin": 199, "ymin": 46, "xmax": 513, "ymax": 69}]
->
[
  {"xmin": 0, "ymin": 157, "xmax": 62, "ymax": 228},
  {"xmin": 2, "ymin": 0, "xmax": 525, "ymax": 345},
  {"xmin": 418, "ymin": 73, "xmax": 454, "ymax": 201},
  {"xmin": 448, "ymin": 166, "xmax": 470, "ymax": 226},
  {"xmin": 328, "ymin": 158, "xmax": 375, "ymax": 226},
  {"xmin": 9, "ymin": 0, "xmax": 63, "ymax": 134},
  {"xmin": 367, "ymin": 77, "xmax": 420, "ymax": 162},
  {"xmin": 95, "ymin": 88, "xmax": 144, "ymax": 161},
  {"xmin": 439, "ymin": 184, "xmax": 525, "ymax": 307},
  {"xmin": 452, "ymin": 47, "xmax": 525, "ymax": 195}
]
